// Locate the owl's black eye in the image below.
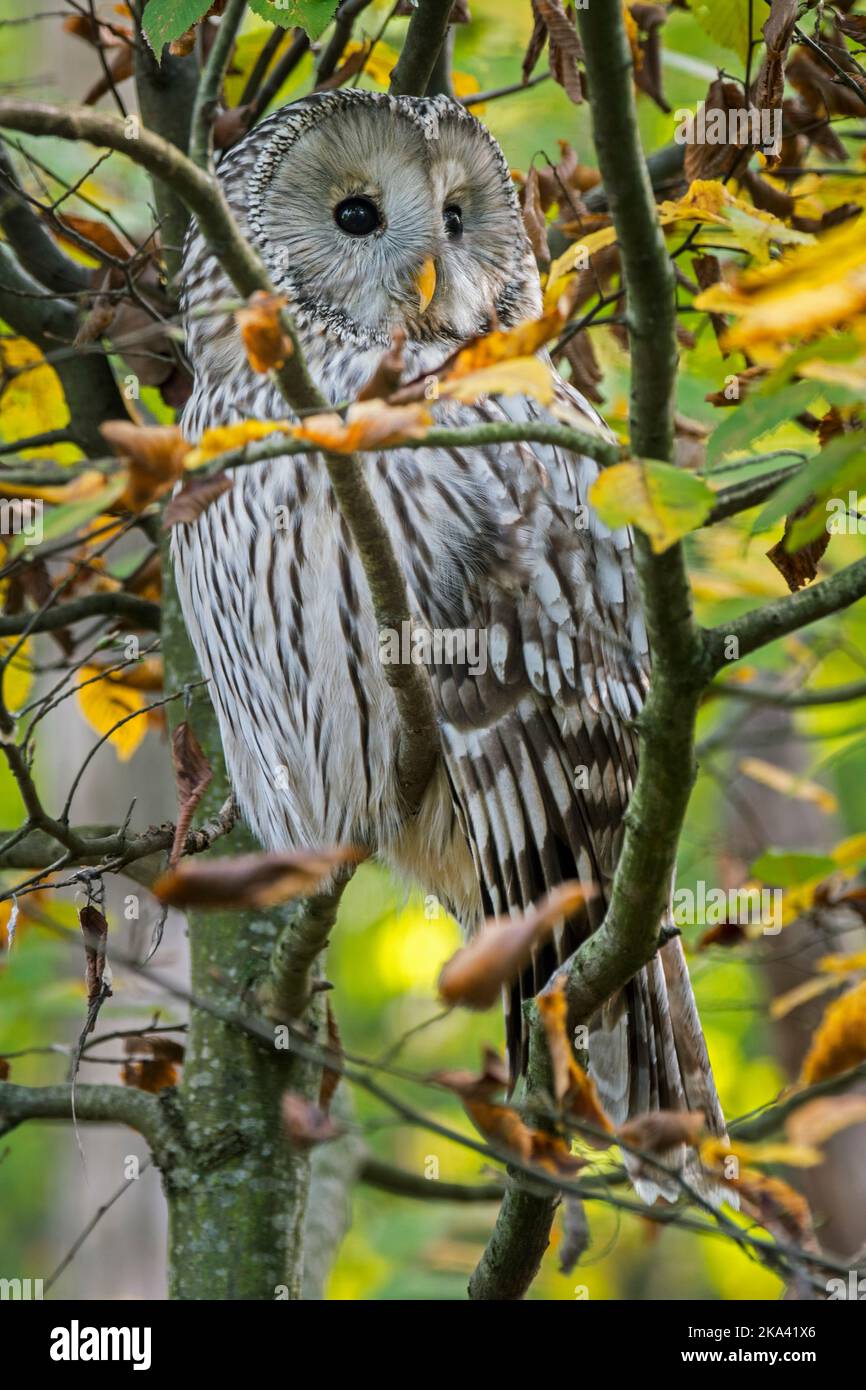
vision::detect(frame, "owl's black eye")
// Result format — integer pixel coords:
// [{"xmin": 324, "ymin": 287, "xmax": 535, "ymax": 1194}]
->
[
  {"xmin": 334, "ymin": 196, "xmax": 381, "ymax": 237},
  {"xmin": 443, "ymin": 204, "xmax": 463, "ymax": 240}
]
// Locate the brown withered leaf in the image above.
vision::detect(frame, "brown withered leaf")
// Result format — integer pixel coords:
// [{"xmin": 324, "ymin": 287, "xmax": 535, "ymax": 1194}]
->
[
  {"xmin": 282, "ymin": 1092, "xmax": 342, "ymax": 1149},
  {"xmin": 618, "ymin": 1109, "xmax": 705, "ymax": 1153},
  {"xmin": 100, "ymin": 421, "xmax": 188, "ymax": 512},
  {"xmin": 83, "ymin": 45, "xmax": 134, "ymax": 106},
  {"xmin": 294, "ymin": 400, "xmax": 432, "ymax": 453},
  {"xmin": 753, "ymin": 0, "xmax": 798, "ymax": 158},
  {"xmin": 788, "ymin": 46, "xmax": 866, "ymax": 118},
  {"xmin": 766, "ymin": 503, "xmax": 831, "ymax": 592},
  {"xmin": 319, "ymin": 998, "xmax": 344, "ymax": 1113},
  {"xmin": 169, "ymin": 26, "xmax": 197, "ymax": 56},
  {"xmin": 154, "ymin": 847, "xmax": 360, "ymax": 910},
  {"xmin": 522, "ymin": 165, "xmax": 550, "ymax": 267},
  {"xmin": 169, "ymin": 721, "xmax": 213, "ymax": 869},
  {"xmin": 121, "ymin": 1034, "xmax": 183, "ymax": 1094},
  {"xmin": 236, "ymin": 292, "xmax": 292, "ymax": 373},
  {"xmin": 213, "ymin": 105, "xmax": 253, "ymax": 149},
  {"xmin": 523, "ymin": 5, "xmax": 548, "ymax": 83},
  {"xmin": 631, "ymin": 3, "xmax": 669, "ymax": 112},
  {"xmin": 736, "ymin": 1171, "xmax": 817, "ymax": 1247},
  {"xmin": 738, "ymin": 167, "xmax": 794, "ymax": 221},
  {"xmin": 56, "ymin": 213, "xmax": 134, "ymax": 262},
  {"xmin": 536, "ymin": 0, "xmax": 583, "ymax": 104},
  {"xmin": 697, "ymin": 919, "xmax": 747, "ymax": 950},
  {"xmin": 462, "ymin": 1099, "xmax": 535, "ymax": 1162},
  {"xmin": 163, "ymin": 472, "xmax": 233, "ymax": 528},
  {"xmin": 74, "ymin": 296, "xmax": 117, "ymax": 348},
  {"xmin": 705, "ymin": 365, "xmax": 766, "ymax": 407},
  {"xmin": 557, "ymin": 330, "xmax": 602, "ymax": 403},
  {"xmin": 684, "ymin": 79, "xmax": 752, "ymax": 183},
  {"xmin": 0, "ymin": 1057, "xmax": 10, "ymax": 1082},
  {"xmin": 432, "ymin": 1045, "xmax": 510, "ymax": 1101},
  {"xmin": 837, "ymin": 13, "xmax": 866, "ymax": 42},
  {"xmin": 79, "ymin": 903, "xmax": 110, "ymax": 1026},
  {"xmin": 438, "ymin": 881, "xmax": 591, "ymax": 1010},
  {"xmin": 357, "ymin": 328, "xmax": 406, "ymax": 401},
  {"xmin": 531, "ymin": 1129, "xmax": 585, "ymax": 1176},
  {"xmin": 536, "ymin": 982, "xmax": 614, "ymax": 1144}
]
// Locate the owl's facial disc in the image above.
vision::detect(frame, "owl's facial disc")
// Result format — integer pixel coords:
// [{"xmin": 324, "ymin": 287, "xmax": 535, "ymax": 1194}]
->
[{"xmin": 253, "ymin": 95, "xmax": 540, "ymax": 345}]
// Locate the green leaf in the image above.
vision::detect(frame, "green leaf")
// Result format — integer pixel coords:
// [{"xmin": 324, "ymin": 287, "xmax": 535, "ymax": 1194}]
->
[
  {"xmin": 750, "ymin": 850, "xmax": 837, "ymax": 888},
  {"xmin": 706, "ymin": 380, "xmax": 823, "ymax": 470},
  {"xmin": 753, "ymin": 431, "xmax": 866, "ymax": 547},
  {"xmin": 142, "ymin": 0, "xmax": 211, "ymax": 53},
  {"xmin": 589, "ymin": 458, "xmax": 715, "ymax": 553},
  {"xmin": 8, "ymin": 476, "xmax": 127, "ymax": 559},
  {"xmin": 686, "ymin": 0, "xmax": 764, "ymax": 65},
  {"xmin": 248, "ymin": 0, "xmax": 339, "ymax": 39}
]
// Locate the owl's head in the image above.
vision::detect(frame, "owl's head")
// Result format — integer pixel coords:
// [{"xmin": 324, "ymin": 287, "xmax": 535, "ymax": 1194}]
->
[{"xmin": 231, "ymin": 90, "xmax": 541, "ymax": 347}]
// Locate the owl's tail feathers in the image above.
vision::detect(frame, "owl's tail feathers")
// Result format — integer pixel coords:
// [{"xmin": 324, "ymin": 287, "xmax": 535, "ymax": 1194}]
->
[{"xmin": 588, "ymin": 935, "xmax": 736, "ymax": 1210}]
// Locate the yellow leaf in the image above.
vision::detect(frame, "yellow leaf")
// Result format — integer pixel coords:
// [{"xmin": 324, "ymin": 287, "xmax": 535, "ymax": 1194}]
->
[
  {"xmin": 700, "ymin": 1136, "xmax": 821, "ymax": 1170},
  {"xmin": 0, "ymin": 636, "xmax": 32, "ymax": 713},
  {"xmin": 293, "ymin": 400, "xmax": 432, "ymax": 453},
  {"xmin": 832, "ymin": 832, "xmax": 866, "ymax": 871},
  {"xmin": 694, "ymin": 216, "xmax": 866, "ymax": 354},
  {"xmin": 439, "ymin": 356, "xmax": 555, "ymax": 406},
  {"xmin": 738, "ymin": 757, "xmax": 837, "ymax": 813},
  {"xmin": 819, "ymin": 948, "xmax": 866, "ymax": 976},
  {"xmin": 0, "ymin": 339, "xmax": 80, "ymax": 463},
  {"xmin": 800, "ymin": 979, "xmax": 866, "ymax": 1085},
  {"xmin": 452, "ymin": 70, "xmax": 485, "ymax": 112},
  {"xmin": 657, "ymin": 180, "xmax": 812, "ymax": 264},
  {"xmin": 77, "ymin": 665, "xmax": 147, "ymax": 762},
  {"xmin": 185, "ymin": 420, "xmax": 292, "ymax": 469},
  {"xmin": 548, "ymin": 225, "xmax": 619, "ymax": 285},
  {"xmin": 341, "ymin": 38, "xmax": 399, "ymax": 87},
  {"xmin": 0, "ymin": 469, "xmax": 109, "ymax": 506},
  {"xmin": 589, "ymin": 458, "xmax": 715, "ymax": 553},
  {"xmin": 447, "ymin": 309, "xmax": 565, "ymax": 376}
]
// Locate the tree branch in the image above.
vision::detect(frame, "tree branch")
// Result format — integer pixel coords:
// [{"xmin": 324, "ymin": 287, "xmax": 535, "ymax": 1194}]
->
[
  {"xmin": 0, "ymin": 592, "xmax": 160, "ymax": 638},
  {"xmin": 469, "ymin": 0, "xmax": 686, "ymax": 1301},
  {"xmin": 0, "ymin": 1080, "xmax": 171, "ymax": 1156},
  {"xmin": 389, "ymin": 0, "xmax": 454, "ymax": 97},
  {"xmin": 0, "ymin": 140, "xmax": 90, "ymax": 296},
  {"xmin": 704, "ymin": 557, "xmax": 866, "ymax": 671},
  {"xmin": 133, "ymin": 2, "xmax": 199, "ymax": 284},
  {"xmin": 189, "ymin": 0, "xmax": 248, "ymax": 169}
]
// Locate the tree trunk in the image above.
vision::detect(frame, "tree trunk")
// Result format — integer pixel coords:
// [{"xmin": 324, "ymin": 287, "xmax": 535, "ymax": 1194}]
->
[{"xmin": 160, "ymin": 552, "xmax": 321, "ymax": 1300}]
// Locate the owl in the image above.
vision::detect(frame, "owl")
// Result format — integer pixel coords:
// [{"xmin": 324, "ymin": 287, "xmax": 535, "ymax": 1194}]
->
[{"xmin": 173, "ymin": 90, "xmax": 727, "ymax": 1202}]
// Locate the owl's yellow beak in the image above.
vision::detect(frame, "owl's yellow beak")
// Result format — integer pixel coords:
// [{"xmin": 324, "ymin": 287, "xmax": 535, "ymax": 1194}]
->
[{"xmin": 414, "ymin": 257, "xmax": 437, "ymax": 313}]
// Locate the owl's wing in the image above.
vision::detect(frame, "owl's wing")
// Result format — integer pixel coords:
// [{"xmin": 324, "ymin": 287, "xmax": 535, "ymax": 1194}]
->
[
  {"xmin": 398, "ymin": 381, "xmax": 643, "ymax": 1074},
  {"xmin": 400, "ymin": 382, "xmax": 726, "ymax": 1163}
]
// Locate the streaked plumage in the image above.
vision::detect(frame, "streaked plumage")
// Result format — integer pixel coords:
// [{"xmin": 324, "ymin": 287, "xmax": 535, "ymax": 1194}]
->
[{"xmin": 173, "ymin": 90, "xmax": 727, "ymax": 1201}]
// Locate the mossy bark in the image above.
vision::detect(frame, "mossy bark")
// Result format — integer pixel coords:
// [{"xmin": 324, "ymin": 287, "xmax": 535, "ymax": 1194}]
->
[{"xmin": 160, "ymin": 554, "xmax": 321, "ymax": 1301}]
